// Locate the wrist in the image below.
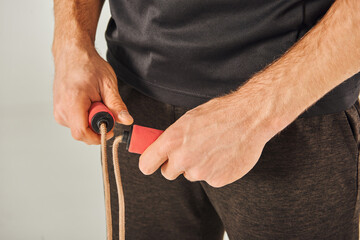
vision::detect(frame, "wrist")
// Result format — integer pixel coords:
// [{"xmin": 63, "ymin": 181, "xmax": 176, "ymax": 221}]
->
[
  {"xmin": 52, "ymin": 32, "xmax": 96, "ymax": 58},
  {"xmin": 52, "ymin": 36, "xmax": 98, "ymax": 65},
  {"xmin": 232, "ymin": 75, "xmax": 297, "ymax": 141}
]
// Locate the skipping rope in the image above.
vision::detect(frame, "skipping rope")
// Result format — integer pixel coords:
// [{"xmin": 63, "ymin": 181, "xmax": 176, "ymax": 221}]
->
[{"xmin": 88, "ymin": 102, "xmax": 164, "ymax": 240}]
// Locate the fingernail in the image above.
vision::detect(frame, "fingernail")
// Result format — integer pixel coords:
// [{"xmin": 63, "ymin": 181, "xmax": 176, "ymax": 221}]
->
[{"xmin": 119, "ymin": 110, "xmax": 133, "ymax": 122}]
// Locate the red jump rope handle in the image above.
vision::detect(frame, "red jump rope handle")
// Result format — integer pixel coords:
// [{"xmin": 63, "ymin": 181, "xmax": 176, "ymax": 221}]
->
[
  {"xmin": 88, "ymin": 102, "xmax": 115, "ymax": 134},
  {"xmin": 88, "ymin": 102, "xmax": 164, "ymax": 154},
  {"xmin": 121, "ymin": 125, "xmax": 164, "ymax": 154}
]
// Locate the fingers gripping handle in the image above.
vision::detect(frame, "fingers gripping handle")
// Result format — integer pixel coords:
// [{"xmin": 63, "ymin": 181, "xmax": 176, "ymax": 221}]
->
[
  {"xmin": 88, "ymin": 102, "xmax": 115, "ymax": 134},
  {"xmin": 88, "ymin": 102, "xmax": 164, "ymax": 154}
]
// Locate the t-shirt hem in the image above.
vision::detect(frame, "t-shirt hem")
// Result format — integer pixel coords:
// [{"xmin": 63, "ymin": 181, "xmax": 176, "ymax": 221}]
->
[{"xmin": 107, "ymin": 49, "xmax": 360, "ymax": 119}]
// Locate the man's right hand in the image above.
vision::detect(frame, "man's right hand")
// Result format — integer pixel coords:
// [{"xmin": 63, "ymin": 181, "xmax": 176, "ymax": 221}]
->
[{"xmin": 52, "ymin": 46, "xmax": 134, "ymax": 145}]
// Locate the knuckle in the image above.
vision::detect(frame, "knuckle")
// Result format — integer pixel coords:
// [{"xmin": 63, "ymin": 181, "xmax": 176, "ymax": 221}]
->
[
  {"xmin": 113, "ymin": 101, "xmax": 127, "ymax": 111},
  {"xmin": 182, "ymin": 109, "xmax": 197, "ymax": 120},
  {"xmin": 183, "ymin": 172, "xmax": 195, "ymax": 182},
  {"xmin": 106, "ymin": 96, "xmax": 126, "ymax": 110},
  {"xmin": 189, "ymin": 168, "xmax": 205, "ymax": 181},
  {"xmin": 101, "ymin": 78, "xmax": 119, "ymax": 94},
  {"xmin": 106, "ymin": 64, "xmax": 117, "ymax": 76},
  {"xmin": 85, "ymin": 139, "xmax": 99, "ymax": 146},
  {"xmin": 158, "ymin": 140, "xmax": 172, "ymax": 156},
  {"xmin": 71, "ymin": 128, "xmax": 85, "ymax": 141},
  {"xmin": 53, "ymin": 109, "xmax": 66, "ymax": 126},
  {"xmin": 180, "ymin": 112, "xmax": 193, "ymax": 121},
  {"xmin": 174, "ymin": 156, "xmax": 189, "ymax": 171},
  {"xmin": 102, "ymin": 75, "xmax": 116, "ymax": 87},
  {"xmin": 53, "ymin": 110, "xmax": 62, "ymax": 123},
  {"xmin": 207, "ymin": 179, "xmax": 225, "ymax": 188},
  {"xmin": 161, "ymin": 168, "xmax": 173, "ymax": 180},
  {"xmin": 165, "ymin": 134, "xmax": 180, "ymax": 150},
  {"xmin": 68, "ymin": 86, "xmax": 82, "ymax": 98}
]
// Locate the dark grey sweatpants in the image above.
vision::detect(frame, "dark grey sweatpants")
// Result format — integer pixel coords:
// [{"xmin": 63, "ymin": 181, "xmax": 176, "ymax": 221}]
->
[{"xmin": 105, "ymin": 81, "xmax": 360, "ymax": 240}]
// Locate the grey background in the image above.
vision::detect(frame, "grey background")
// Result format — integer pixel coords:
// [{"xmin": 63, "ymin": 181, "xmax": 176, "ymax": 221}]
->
[{"xmin": 0, "ymin": 1, "xmax": 229, "ymax": 239}]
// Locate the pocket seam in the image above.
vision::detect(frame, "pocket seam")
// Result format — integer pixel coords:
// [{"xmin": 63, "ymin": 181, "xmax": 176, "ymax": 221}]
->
[
  {"xmin": 343, "ymin": 105, "xmax": 360, "ymax": 218},
  {"xmin": 343, "ymin": 109, "xmax": 358, "ymax": 146}
]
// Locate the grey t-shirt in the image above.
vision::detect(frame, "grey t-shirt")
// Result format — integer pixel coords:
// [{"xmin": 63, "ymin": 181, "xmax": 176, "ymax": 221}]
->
[{"xmin": 105, "ymin": 0, "xmax": 360, "ymax": 117}]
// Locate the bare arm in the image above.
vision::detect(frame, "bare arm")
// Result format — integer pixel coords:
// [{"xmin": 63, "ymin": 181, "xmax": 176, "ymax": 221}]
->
[
  {"xmin": 236, "ymin": 0, "xmax": 360, "ymax": 134},
  {"xmin": 52, "ymin": 0, "xmax": 104, "ymax": 55},
  {"xmin": 52, "ymin": 0, "xmax": 133, "ymax": 145}
]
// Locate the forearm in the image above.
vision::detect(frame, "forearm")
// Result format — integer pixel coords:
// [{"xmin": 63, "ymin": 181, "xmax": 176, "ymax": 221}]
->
[
  {"xmin": 52, "ymin": 0, "xmax": 104, "ymax": 58},
  {"xmin": 235, "ymin": 0, "xmax": 360, "ymax": 133}
]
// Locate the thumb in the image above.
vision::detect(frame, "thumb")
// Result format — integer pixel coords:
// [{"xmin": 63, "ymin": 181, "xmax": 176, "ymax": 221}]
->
[{"xmin": 101, "ymin": 82, "xmax": 134, "ymax": 125}]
